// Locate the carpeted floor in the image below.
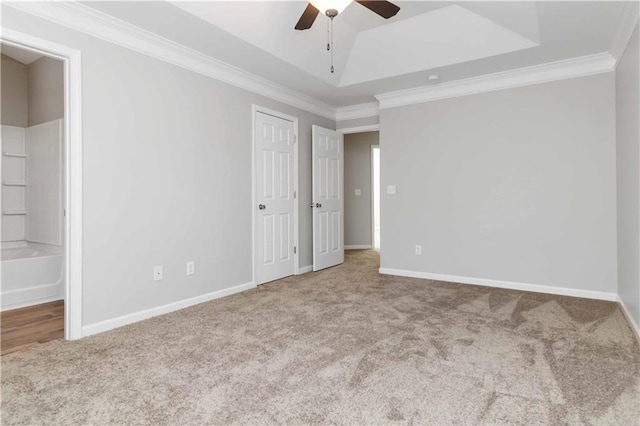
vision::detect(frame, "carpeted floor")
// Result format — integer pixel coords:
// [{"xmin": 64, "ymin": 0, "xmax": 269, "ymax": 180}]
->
[{"xmin": 2, "ymin": 250, "xmax": 639, "ymax": 424}]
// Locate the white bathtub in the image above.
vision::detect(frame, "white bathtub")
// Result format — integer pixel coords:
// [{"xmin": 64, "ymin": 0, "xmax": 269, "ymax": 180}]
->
[{"xmin": 1, "ymin": 243, "xmax": 64, "ymax": 310}]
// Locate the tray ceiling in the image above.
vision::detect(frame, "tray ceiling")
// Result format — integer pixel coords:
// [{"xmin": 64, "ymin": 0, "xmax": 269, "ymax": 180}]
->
[{"xmin": 80, "ymin": 1, "xmax": 628, "ymax": 106}]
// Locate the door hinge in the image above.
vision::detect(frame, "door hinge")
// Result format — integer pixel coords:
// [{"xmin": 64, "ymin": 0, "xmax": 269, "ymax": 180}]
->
[
  {"xmin": 294, "ymin": 191, "xmax": 297, "ymax": 199},
  {"xmin": 294, "ymin": 246, "xmax": 297, "ymax": 254},
  {"xmin": 293, "ymin": 135, "xmax": 297, "ymax": 143}
]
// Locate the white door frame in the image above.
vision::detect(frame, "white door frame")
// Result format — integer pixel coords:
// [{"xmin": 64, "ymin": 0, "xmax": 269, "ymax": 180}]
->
[
  {"xmin": 371, "ymin": 145, "xmax": 380, "ymax": 251},
  {"xmin": 1, "ymin": 29, "xmax": 83, "ymax": 340},
  {"xmin": 251, "ymin": 105, "xmax": 300, "ymax": 284}
]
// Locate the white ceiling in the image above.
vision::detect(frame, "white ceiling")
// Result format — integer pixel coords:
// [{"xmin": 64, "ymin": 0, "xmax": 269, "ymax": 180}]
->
[{"xmin": 82, "ymin": 1, "xmax": 628, "ymax": 107}]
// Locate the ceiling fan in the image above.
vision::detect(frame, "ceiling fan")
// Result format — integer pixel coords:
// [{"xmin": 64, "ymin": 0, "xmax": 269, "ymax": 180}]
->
[
  {"xmin": 295, "ymin": 0, "xmax": 400, "ymax": 73},
  {"xmin": 295, "ymin": 0, "xmax": 400, "ymax": 30}
]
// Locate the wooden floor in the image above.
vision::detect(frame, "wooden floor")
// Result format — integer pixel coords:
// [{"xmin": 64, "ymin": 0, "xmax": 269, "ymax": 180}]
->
[{"xmin": 1, "ymin": 300, "xmax": 64, "ymax": 355}]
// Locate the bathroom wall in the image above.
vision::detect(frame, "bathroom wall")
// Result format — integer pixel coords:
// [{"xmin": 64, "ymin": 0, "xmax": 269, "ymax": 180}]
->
[
  {"xmin": 1, "ymin": 54, "xmax": 28, "ymax": 127},
  {"xmin": 28, "ymin": 57, "xmax": 64, "ymax": 126}
]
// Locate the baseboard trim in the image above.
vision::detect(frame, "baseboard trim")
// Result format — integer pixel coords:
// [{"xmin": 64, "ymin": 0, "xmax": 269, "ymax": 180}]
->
[
  {"xmin": 345, "ymin": 245, "xmax": 372, "ymax": 250},
  {"xmin": 617, "ymin": 295, "xmax": 640, "ymax": 343},
  {"xmin": 82, "ymin": 281, "xmax": 256, "ymax": 337},
  {"xmin": 297, "ymin": 265, "xmax": 313, "ymax": 274},
  {"xmin": 379, "ymin": 268, "xmax": 617, "ymax": 301}
]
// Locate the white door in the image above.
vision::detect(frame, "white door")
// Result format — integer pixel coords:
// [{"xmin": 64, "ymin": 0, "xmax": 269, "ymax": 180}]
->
[
  {"xmin": 255, "ymin": 112, "xmax": 295, "ymax": 284},
  {"xmin": 312, "ymin": 125, "xmax": 344, "ymax": 271}
]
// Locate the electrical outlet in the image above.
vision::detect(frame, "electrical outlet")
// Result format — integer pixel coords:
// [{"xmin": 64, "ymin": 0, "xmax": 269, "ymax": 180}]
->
[
  {"xmin": 387, "ymin": 185, "xmax": 396, "ymax": 195},
  {"xmin": 186, "ymin": 261, "xmax": 195, "ymax": 275},
  {"xmin": 153, "ymin": 265, "xmax": 163, "ymax": 281},
  {"xmin": 415, "ymin": 245, "xmax": 422, "ymax": 255},
  {"xmin": 354, "ymin": 189, "xmax": 362, "ymax": 196}
]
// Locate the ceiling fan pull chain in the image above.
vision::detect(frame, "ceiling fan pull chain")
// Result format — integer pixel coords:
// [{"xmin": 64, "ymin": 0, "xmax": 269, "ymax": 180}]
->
[
  {"xmin": 326, "ymin": 18, "xmax": 330, "ymax": 51},
  {"xmin": 330, "ymin": 17, "xmax": 335, "ymax": 73}
]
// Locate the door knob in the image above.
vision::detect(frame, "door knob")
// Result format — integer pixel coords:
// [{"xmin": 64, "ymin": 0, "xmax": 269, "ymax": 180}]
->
[
  {"xmin": 316, "ymin": 203, "xmax": 322, "ymax": 208},
  {"xmin": 258, "ymin": 204, "xmax": 266, "ymax": 210}
]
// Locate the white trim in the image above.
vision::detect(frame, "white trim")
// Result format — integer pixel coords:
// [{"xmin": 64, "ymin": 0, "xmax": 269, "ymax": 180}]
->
[
  {"xmin": 611, "ymin": 1, "xmax": 640, "ymax": 63},
  {"xmin": 0, "ymin": 29, "xmax": 84, "ymax": 341},
  {"xmin": 370, "ymin": 144, "xmax": 380, "ymax": 252},
  {"xmin": 345, "ymin": 245, "xmax": 372, "ymax": 250},
  {"xmin": 335, "ymin": 102, "xmax": 379, "ymax": 121},
  {"xmin": 337, "ymin": 124, "xmax": 380, "ymax": 134},
  {"xmin": 297, "ymin": 265, "xmax": 313, "ymax": 274},
  {"xmin": 376, "ymin": 53, "xmax": 616, "ymax": 109},
  {"xmin": 82, "ymin": 281, "xmax": 255, "ymax": 337},
  {"xmin": 252, "ymin": 105, "xmax": 300, "ymax": 284},
  {"xmin": 5, "ymin": 1, "xmax": 336, "ymax": 121},
  {"xmin": 617, "ymin": 295, "xmax": 640, "ymax": 343},
  {"xmin": 379, "ymin": 268, "xmax": 618, "ymax": 302}
]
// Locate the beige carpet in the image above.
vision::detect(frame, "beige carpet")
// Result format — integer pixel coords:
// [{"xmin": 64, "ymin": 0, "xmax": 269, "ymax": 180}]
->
[{"xmin": 2, "ymin": 250, "xmax": 639, "ymax": 424}]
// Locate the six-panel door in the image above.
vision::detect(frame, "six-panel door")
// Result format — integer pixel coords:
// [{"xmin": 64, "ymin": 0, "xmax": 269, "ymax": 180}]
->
[
  {"xmin": 255, "ymin": 112, "xmax": 295, "ymax": 284},
  {"xmin": 312, "ymin": 125, "xmax": 344, "ymax": 271}
]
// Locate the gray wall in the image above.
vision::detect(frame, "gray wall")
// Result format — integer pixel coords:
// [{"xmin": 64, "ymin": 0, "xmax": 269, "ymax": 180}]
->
[
  {"xmin": 380, "ymin": 73, "xmax": 617, "ymax": 294},
  {"xmin": 344, "ymin": 131, "xmax": 378, "ymax": 247},
  {"xmin": 3, "ymin": 6, "xmax": 334, "ymax": 327},
  {"xmin": 1, "ymin": 54, "xmax": 28, "ymax": 126},
  {"xmin": 28, "ymin": 56, "xmax": 64, "ymax": 126},
  {"xmin": 616, "ymin": 23, "xmax": 640, "ymax": 329}
]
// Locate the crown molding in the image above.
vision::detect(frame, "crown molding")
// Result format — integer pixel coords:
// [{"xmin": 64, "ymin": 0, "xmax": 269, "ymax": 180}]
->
[
  {"xmin": 337, "ymin": 124, "xmax": 380, "ymax": 134},
  {"xmin": 4, "ymin": 2, "xmax": 626, "ymax": 119},
  {"xmin": 610, "ymin": 1, "xmax": 639, "ymax": 64},
  {"xmin": 375, "ymin": 53, "xmax": 616, "ymax": 110},
  {"xmin": 5, "ymin": 1, "xmax": 338, "ymax": 121},
  {"xmin": 335, "ymin": 102, "xmax": 379, "ymax": 121}
]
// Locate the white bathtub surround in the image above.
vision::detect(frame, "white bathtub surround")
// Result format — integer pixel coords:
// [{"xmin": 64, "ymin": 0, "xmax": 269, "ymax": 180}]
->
[
  {"xmin": 26, "ymin": 119, "xmax": 63, "ymax": 246},
  {"xmin": 1, "ymin": 120, "xmax": 63, "ymax": 246},
  {"xmin": 1, "ymin": 242, "xmax": 64, "ymax": 311},
  {"xmin": 1, "ymin": 125, "xmax": 27, "ymax": 243}
]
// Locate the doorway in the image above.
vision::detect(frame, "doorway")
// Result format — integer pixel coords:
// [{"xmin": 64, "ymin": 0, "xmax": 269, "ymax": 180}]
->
[
  {"xmin": 0, "ymin": 29, "xmax": 83, "ymax": 340},
  {"xmin": 1, "ymin": 45, "xmax": 66, "ymax": 353},
  {"xmin": 342, "ymin": 129, "xmax": 379, "ymax": 252}
]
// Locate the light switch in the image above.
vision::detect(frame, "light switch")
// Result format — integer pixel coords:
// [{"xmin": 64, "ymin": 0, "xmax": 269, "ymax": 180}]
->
[
  {"xmin": 387, "ymin": 185, "xmax": 396, "ymax": 195},
  {"xmin": 354, "ymin": 189, "xmax": 362, "ymax": 196}
]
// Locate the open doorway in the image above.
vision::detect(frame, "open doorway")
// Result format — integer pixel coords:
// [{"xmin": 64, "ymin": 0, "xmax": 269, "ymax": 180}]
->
[
  {"xmin": 0, "ymin": 31, "xmax": 82, "ymax": 345},
  {"xmin": 1, "ymin": 32, "xmax": 82, "ymax": 343},
  {"xmin": 371, "ymin": 145, "xmax": 380, "ymax": 251},
  {"xmin": 343, "ymin": 130, "xmax": 379, "ymax": 252},
  {"xmin": 0, "ymin": 45, "xmax": 65, "ymax": 354}
]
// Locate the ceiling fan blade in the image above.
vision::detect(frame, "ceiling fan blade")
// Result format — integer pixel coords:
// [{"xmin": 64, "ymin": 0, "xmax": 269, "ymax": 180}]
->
[
  {"xmin": 355, "ymin": 1, "xmax": 400, "ymax": 19},
  {"xmin": 295, "ymin": 3, "xmax": 320, "ymax": 30}
]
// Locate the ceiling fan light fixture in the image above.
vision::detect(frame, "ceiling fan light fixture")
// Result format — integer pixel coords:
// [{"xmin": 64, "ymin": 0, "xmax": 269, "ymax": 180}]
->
[{"xmin": 309, "ymin": 0, "xmax": 353, "ymax": 16}]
